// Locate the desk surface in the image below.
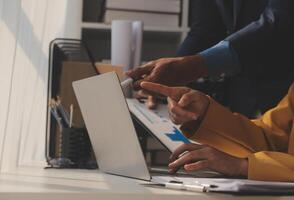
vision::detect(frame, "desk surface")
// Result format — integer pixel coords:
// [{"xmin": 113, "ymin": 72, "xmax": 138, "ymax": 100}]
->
[{"xmin": 0, "ymin": 169, "xmax": 292, "ymax": 200}]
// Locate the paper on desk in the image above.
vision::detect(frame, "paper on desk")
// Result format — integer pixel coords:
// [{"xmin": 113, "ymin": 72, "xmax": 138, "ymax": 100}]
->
[
  {"xmin": 152, "ymin": 176, "xmax": 294, "ymax": 194},
  {"xmin": 202, "ymin": 178, "xmax": 294, "ymax": 194}
]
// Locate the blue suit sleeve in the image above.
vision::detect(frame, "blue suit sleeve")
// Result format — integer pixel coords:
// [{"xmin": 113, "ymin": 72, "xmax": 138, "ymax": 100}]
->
[{"xmin": 199, "ymin": 41, "xmax": 240, "ymax": 76}]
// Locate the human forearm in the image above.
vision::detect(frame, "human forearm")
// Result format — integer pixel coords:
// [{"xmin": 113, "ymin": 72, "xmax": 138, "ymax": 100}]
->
[{"xmin": 181, "ymin": 97, "xmax": 270, "ymax": 157}]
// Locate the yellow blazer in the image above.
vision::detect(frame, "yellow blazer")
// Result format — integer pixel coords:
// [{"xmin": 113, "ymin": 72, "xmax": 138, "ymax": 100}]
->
[{"xmin": 182, "ymin": 83, "xmax": 294, "ymax": 182}]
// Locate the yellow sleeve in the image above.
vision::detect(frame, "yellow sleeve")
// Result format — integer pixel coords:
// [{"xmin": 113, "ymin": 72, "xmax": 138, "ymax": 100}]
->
[
  {"xmin": 181, "ymin": 84, "xmax": 294, "ymax": 181},
  {"xmin": 248, "ymin": 151, "xmax": 294, "ymax": 181},
  {"xmin": 181, "ymin": 97, "xmax": 270, "ymax": 158}
]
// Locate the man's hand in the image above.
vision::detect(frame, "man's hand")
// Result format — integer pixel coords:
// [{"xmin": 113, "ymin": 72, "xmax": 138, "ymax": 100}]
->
[
  {"xmin": 133, "ymin": 90, "xmax": 158, "ymax": 109},
  {"xmin": 126, "ymin": 55, "xmax": 208, "ymax": 90},
  {"xmin": 140, "ymin": 82, "xmax": 209, "ymax": 124},
  {"xmin": 169, "ymin": 143, "xmax": 248, "ymax": 177}
]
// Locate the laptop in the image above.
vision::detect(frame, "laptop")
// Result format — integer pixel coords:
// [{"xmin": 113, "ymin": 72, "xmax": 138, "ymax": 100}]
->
[{"xmin": 72, "ymin": 72, "xmax": 217, "ymax": 181}]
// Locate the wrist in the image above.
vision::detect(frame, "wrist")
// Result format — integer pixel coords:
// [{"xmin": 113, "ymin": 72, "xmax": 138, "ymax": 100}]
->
[
  {"xmin": 238, "ymin": 158, "xmax": 249, "ymax": 177},
  {"xmin": 180, "ymin": 94, "xmax": 210, "ymax": 134},
  {"xmin": 182, "ymin": 55, "xmax": 209, "ymax": 78},
  {"xmin": 180, "ymin": 120, "xmax": 201, "ymax": 134},
  {"xmin": 197, "ymin": 95, "xmax": 210, "ymax": 122}
]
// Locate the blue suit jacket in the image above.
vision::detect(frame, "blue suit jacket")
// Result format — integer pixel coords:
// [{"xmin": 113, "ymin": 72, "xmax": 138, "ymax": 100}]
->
[{"xmin": 178, "ymin": 0, "xmax": 294, "ymax": 82}]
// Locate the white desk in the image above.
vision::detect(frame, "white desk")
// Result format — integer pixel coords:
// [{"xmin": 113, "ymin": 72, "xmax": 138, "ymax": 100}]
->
[{"xmin": 0, "ymin": 169, "xmax": 292, "ymax": 200}]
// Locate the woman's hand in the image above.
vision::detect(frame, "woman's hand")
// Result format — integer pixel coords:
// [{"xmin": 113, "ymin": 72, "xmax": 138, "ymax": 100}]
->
[
  {"xmin": 169, "ymin": 143, "xmax": 248, "ymax": 177},
  {"xmin": 140, "ymin": 82, "xmax": 210, "ymax": 124},
  {"xmin": 140, "ymin": 82, "xmax": 248, "ymax": 177}
]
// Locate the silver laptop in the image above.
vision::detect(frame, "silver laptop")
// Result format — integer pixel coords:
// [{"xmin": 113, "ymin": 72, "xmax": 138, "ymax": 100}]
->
[{"xmin": 73, "ymin": 72, "xmax": 151, "ymax": 180}]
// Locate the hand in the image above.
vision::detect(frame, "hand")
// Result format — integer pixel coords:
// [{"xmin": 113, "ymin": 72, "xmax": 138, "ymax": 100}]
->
[
  {"xmin": 133, "ymin": 90, "xmax": 158, "ymax": 110},
  {"xmin": 126, "ymin": 55, "xmax": 208, "ymax": 90},
  {"xmin": 169, "ymin": 143, "xmax": 248, "ymax": 177},
  {"xmin": 140, "ymin": 82, "xmax": 209, "ymax": 124}
]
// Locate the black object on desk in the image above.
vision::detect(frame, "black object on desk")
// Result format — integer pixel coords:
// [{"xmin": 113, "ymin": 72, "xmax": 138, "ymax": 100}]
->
[
  {"xmin": 46, "ymin": 38, "xmax": 99, "ymax": 169},
  {"xmin": 45, "ymin": 38, "xmax": 170, "ymax": 169}
]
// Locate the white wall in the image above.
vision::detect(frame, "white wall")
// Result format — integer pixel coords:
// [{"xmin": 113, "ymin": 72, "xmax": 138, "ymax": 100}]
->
[{"xmin": 0, "ymin": 0, "xmax": 82, "ymax": 172}]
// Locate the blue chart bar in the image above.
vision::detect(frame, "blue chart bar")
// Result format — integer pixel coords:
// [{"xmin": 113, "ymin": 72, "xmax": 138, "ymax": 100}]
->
[{"xmin": 165, "ymin": 127, "xmax": 190, "ymax": 144}]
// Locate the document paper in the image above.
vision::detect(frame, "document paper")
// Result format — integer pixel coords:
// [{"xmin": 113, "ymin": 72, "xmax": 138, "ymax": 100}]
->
[
  {"xmin": 152, "ymin": 176, "xmax": 294, "ymax": 194},
  {"xmin": 126, "ymin": 98, "xmax": 190, "ymax": 152}
]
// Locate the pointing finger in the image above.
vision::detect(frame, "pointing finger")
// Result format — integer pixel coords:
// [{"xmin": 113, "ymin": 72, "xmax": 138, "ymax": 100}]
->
[
  {"xmin": 140, "ymin": 82, "xmax": 174, "ymax": 97},
  {"xmin": 141, "ymin": 82, "xmax": 190, "ymax": 101}
]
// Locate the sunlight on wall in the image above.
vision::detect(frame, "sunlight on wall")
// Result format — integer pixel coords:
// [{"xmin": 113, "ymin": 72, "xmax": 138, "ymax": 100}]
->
[{"xmin": 0, "ymin": 0, "xmax": 82, "ymax": 172}]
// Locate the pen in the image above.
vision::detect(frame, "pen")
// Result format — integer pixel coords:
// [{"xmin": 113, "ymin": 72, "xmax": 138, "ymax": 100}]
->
[
  {"xmin": 56, "ymin": 97, "xmax": 70, "ymax": 126},
  {"xmin": 121, "ymin": 78, "xmax": 133, "ymax": 89},
  {"xmin": 165, "ymin": 182, "xmax": 206, "ymax": 192},
  {"xmin": 121, "ymin": 78, "xmax": 133, "ymax": 97},
  {"xmin": 145, "ymin": 182, "xmax": 207, "ymax": 193},
  {"xmin": 49, "ymin": 106, "xmax": 63, "ymax": 131},
  {"xmin": 195, "ymin": 180, "xmax": 217, "ymax": 188},
  {"xmin": 69, "ymin": 104, "xmax": 74, "ymax": 128}
]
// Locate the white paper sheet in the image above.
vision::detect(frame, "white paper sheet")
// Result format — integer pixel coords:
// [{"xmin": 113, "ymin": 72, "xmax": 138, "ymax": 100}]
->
[
  {"xmin": 152, "ymin": 176, "xmax": 294, "ymax": 194},
  {"xmin": 126, "ymin": 98, "xmax": 190, "ymax": 152}
]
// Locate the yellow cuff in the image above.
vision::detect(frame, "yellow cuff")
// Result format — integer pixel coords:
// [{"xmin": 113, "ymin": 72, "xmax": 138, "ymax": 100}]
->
[{"xmin": 248, "ymin": 151, "xmax": 294, "ymax": 182}]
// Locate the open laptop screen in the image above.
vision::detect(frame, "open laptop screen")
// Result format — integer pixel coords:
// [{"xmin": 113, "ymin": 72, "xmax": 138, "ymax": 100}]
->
[{"xmin": 73, "ymin": 72, "xmax": 150, "ymax": 180}]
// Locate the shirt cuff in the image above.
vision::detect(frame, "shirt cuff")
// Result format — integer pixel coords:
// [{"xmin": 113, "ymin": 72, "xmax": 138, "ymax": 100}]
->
[
  {"xmin": 199, "ymin": 41, "xmax": 240, "ymax": 76},
  {"xmin": 180, "ymin": 97, "xmax": 253, "ymax": 158},
  {"xmin": 248, "ymin": 151, "xmax": 294, "ymax": 181}
]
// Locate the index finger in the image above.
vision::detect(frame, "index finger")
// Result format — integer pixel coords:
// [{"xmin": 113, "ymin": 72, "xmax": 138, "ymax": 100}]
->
[
  {"xmin": 141, "ymin": 82, "xmax": 191, "ymax": 101},
  {"xmin": 140, "ymin": 82, "xmax": 174, "ymax": 97},
  {"xmin": 170, "ymin": 143, "xmax": 205, "ymax": 163}
]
